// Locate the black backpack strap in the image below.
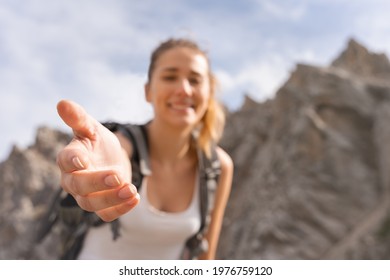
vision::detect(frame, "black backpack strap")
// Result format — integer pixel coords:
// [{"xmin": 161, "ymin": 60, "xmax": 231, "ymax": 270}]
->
[
  {"xmin": 181, "ymin": 143, "xmax": 221, "ymax": 259},
  {"xmin": 35, "ymin": 187, "xmax": 63, "ymax": 244},
  {"xmin": 58, "ymin": 193, "xmax": 102, "ymax": 259},
  {"xmin": 117, "ymin": 123, "xmax": 152, "ymax": 187}
]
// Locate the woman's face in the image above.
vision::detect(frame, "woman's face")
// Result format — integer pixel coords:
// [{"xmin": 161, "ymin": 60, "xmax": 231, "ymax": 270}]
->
[{"xmin": 145, "ymin": 47, "xmax": 211, "ymax": 129}]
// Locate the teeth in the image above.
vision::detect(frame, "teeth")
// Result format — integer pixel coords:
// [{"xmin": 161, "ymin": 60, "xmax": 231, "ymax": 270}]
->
[
  {"xmin": 170, "ymin": 102, "xmax": 194, "ymax": 110},
  {"xmin": 172, "ymin": 104, "xmax": 192, "ymax": 110}
]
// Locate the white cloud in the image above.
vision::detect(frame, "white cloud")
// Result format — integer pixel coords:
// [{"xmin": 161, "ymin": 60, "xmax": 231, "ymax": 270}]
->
[
  {"xmin": 350, "ymin": 3, "xmax": 390, "ymax": 54},
  {"xmin": 70, "ymin": 60, "xmax": 153, "ymax": 124},
  {"xmin": 0, "ymin": 0, "xmax": 156, "ymax": 161},
  {"xmin": 215, "ymin": 53, "xmax": 292, "ymax": 110},
  {"xmin": 252, "ymin": 0, "xmax": 308, "ymax": 21}
]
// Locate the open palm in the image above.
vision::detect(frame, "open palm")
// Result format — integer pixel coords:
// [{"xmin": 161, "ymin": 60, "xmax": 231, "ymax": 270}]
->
[{"xmin": 56, "ymin": 100, "xmax": 139, "ymax": 222}]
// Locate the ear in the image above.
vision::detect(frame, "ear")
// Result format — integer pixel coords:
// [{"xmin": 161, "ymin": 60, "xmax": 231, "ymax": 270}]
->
[{"xmin": 144, "ymin": 83, "xmax": 152, "ymax": 103}]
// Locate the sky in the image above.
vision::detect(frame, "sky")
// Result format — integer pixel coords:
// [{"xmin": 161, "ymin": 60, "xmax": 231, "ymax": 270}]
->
[{"xmin": 1, "ymin": 0, "xmax": 390, "ymax": 161}]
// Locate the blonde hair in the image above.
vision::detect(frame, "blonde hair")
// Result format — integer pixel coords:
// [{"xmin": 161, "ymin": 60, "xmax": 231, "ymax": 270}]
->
[{"xmin": 147, "ymin": 38, "xmax": 225, "ymax": 158}]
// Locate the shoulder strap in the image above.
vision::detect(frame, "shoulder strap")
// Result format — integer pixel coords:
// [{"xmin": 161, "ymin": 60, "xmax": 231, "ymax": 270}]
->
[
  {"xmin": 198, "ymin": 143, "xmax": 221, "ymax": 234},
  {"xmin": 182, "ymin": 143, "xmax": 221, "ymax": 259},
  {"xmin": 117, "ymin": 123, "xmax": 152, "ymax": 188},
  {"xmin": 35, "ymin": 187, "xmax": 63, "ymax": 243}
]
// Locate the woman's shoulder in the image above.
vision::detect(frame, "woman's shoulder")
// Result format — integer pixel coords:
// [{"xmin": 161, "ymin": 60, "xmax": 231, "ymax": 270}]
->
[{"xmin": 215, "ymin": 146, "xmax": 233, "ymax": 174}]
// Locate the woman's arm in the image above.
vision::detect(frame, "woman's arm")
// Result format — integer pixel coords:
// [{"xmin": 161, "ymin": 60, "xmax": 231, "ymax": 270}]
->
[{"xmin": 199, "ymin": 147, "xmax": 234, "ymax": 260}]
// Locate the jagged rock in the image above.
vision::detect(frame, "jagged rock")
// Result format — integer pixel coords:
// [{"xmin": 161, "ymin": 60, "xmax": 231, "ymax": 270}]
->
[
  {"xmin": 1, "ymin": 38, "xmax": 390, "ymax": 260},
  {"xmin": 217, "ymin": 38, "xmax": 390, "ymax": 259},
  {"xmin": 0, "ymin": 127, "xmax": 71, "ymax": 259},
  {"xmin": 240, "ymin": 94, "xmax": 260, "ymax": 111},
  {"xmin": 331, "ymin": 38, "xmax": 390, "ymax": 80}
]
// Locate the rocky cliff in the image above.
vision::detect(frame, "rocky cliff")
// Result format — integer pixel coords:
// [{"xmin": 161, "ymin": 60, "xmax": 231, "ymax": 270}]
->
[
  {"xmin": 2, "ymin": 39, "xmax": 390, "ymax": 259},
  {"xmin": 0, "ymin": 128, "xmax": 72, "ymax": 259},
  {"xmin": 218, "ymin": 39, "xmax": 390, "ymax": 259}
]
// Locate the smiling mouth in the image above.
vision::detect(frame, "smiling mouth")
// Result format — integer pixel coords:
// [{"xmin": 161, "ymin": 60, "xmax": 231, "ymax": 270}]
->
[{"xmin": 168, "ymin": 102, "xmax": 195, "ymax": 111}]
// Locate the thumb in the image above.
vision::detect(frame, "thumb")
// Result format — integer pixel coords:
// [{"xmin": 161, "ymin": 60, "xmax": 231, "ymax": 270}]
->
[{"xmin": 57, "ymin": 99, "xmax": 97, "ymax": 140}]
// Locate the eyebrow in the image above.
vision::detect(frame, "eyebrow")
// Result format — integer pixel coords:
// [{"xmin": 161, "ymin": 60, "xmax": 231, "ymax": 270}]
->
[{"xmin": 161, "ymin": 67, "xmax": 203, "ymax": 76}]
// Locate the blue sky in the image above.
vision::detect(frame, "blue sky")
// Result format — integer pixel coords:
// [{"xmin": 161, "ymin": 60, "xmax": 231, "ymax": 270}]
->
[{"xmin": 1, "ymin": 0, "xmax": 390, "ymax": 161}]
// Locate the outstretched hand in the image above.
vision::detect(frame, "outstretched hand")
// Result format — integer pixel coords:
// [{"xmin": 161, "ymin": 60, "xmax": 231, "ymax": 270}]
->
[{"xmin": 56, "ymin": 100, "xmax": 139, "ymax": 222}]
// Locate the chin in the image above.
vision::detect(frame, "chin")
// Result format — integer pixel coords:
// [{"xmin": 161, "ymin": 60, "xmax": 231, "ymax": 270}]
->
[{"xmin": 168, "ymin": 115, "xmax": 200, "ymax": 130}]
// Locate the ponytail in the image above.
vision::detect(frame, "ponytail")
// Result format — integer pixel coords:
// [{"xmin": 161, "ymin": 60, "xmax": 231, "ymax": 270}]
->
[{"xmin": 197, "ymin": 74, "xmax": 225, "ymax": 158}]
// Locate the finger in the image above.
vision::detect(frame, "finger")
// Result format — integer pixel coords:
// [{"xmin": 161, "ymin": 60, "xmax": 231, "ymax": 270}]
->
[
  {"xmin": 57, "ymin": 144, "xmax": 90, "ymax": 173},
  {"xmin": 96, "ymin": 193, "xmax": 140, "ymax": 222},
  {"xmin": 75, "ymin": 184, "xmax": 138, "ymax": 213},
  {"xmin": 61, "ymin": 169, "xmax": 130, "ymax": 196},
  {"xmin": 57, "ymin": 99, "xmax": 97, "ymax": 140}
]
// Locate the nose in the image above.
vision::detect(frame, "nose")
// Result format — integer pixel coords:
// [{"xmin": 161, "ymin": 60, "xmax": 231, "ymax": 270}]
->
[{"xmin": 176, "ymin": 79, "xmax": 192, "ymax": 96}]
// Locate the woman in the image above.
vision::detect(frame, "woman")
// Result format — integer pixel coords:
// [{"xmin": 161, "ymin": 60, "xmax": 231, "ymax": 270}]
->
[{"xmin": 56, "ymin": 38, "xmax": 233, "ymax": 259}]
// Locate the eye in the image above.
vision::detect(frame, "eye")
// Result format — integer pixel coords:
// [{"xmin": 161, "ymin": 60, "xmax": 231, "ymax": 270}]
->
[
  {"xmin": 162, "ymin": 75, "xmax": 177, "ymax": 81},
  {"xmin": 189, "ymin": 76, "xmax": 202, "ymax": 85}
]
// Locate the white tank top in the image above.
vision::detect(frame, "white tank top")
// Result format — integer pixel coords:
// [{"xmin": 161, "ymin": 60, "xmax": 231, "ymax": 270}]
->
[{"xmin": 77, "ymin": 175, "xmax": 201, "ymax": 260}]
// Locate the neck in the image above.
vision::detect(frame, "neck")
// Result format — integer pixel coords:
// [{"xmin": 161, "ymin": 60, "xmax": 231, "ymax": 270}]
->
[{"xmin": 147, "ymin": 119, "xmax": 195, "ymax": 165}]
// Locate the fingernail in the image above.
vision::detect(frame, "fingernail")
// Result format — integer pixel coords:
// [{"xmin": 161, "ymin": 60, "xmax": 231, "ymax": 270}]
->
[
  {"xmin": 130, "ymin": 184, "xmax": 137, "ymax": 194},
  {"xmin": 127, "ymin": 193, "xmax": 140, "ymax": 206},
  {"xmin": 104, "ymin": 175, "xmax": 121, "ymax": 187},
  {"xmin": 118, "ymin": 185, "xmax": 136, "ymax": 199},
  {"xmin": 72, "ymin": 157, "xmax": 85, "ymax": 169}
]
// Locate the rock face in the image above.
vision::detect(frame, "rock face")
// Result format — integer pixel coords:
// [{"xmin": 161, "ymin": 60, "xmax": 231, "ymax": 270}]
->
[
  {"xmin": 0, "ymin": 127, "xmax": 72, "ymax": 259},
  {"xmin": 218, "ymin": 38, "xmax": 390, "ymax": 259},
  {"xmin": 2, "ymin": 38, "xmax": 390, "ymax": 259}
]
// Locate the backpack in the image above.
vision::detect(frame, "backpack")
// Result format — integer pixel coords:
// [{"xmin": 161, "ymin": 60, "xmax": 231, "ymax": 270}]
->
[{"xmin": 35, "ymin": 122, "xmax": 221, "ymax": 260}]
